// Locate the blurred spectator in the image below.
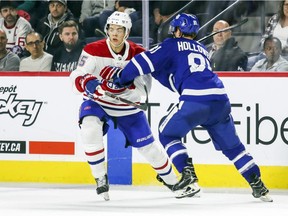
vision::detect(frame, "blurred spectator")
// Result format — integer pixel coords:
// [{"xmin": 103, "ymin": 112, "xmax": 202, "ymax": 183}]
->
[
  {"xmin": 195, "ymin": 1, "xmax": 261, "ymax": 41},
  {"xmin": 15, "ymin": 0, "xmax": 36, "ymax": 22},
  {"xmin": 67, "ymin": 0, "xmax": 83, "ymax": 21},
  {"xmin": 261, "ymin": 0, "xmax": 288, "ymax": 57},
  {"xmin": 117, "ymin": 0, "xmax": 142, "ymax": 37},
  {"xmin": 250, "ymin": 36, "xmax": 288, "ymax": 72},
  {"xmin": 19, "ymin": 31, "xmax": 53, "ymax": 71},
  {"xmin": 206, "ymin": 20, "xmax": 248, "ymax": 71},
  {"xmin": 0, "ymin": 1, "xmax": 33, "ymax": 58},
  {"xmin": 116, "ymin": 0, "xmax": 141, "ymax": 18},
  {"xmin": 35, "ymin": 0, "xmax": 80, "ymax": 55},
  {"xmin": 20, "ymin": 1, "xmax": 50, "ymax": 29},
  {"xmin": 200, "ymin": 1, "xmax": 260, "ymax": 26},
  {"xmin": 149, "ymin": 1, "xmax": 170, "ymax": 43},
  {"xmin": 0, "ymin": 29, "xmax": 20, "ymax": 71},
  {"xmin": 153, "ymin": 0, "xmax": 190, "ymax": 43},
  {"xmin": 248, "ymin": 0, "xmax": 288, "ymax": 70},
  {"xmin": 80, "ymin": 0, "xmax": 114, "ymax": 37},
  {"xmin": 79, "ymin": 0, "xmax": 107, "ymax": 24},
  {"xmin": 51, "ymin": 20, "xmax": 85, "ymax": 72},
  {"xmin": 82, "ymin": 0, "xmax": 141, "ymax": 37}
]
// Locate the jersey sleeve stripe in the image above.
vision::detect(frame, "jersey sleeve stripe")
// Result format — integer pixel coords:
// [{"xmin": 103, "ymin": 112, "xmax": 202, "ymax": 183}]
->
[
  {"xmin": 131, "ymin": 58, "xmax": 144, "ymax": 76},
  {"xmin": 140, "ymin": 52, "xmax": 155, "ymax": 72},
  {"xmin": 168, "ymin": 74, "xmax": 178, "ymax": 92},
  {"xmin": 182, "ymin": 88, "xmax": 226, "ymax": 96}
]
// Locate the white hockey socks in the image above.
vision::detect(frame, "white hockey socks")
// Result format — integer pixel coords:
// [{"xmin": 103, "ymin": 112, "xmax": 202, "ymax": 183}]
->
[{"xmin": 138, "ymin": 142, "xmax": 178, "ymax": 185}]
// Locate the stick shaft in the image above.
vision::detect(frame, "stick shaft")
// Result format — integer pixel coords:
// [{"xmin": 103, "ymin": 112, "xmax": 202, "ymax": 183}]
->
[
  {"xmin": 104, "ymin": 92, "xmax": 147, "ymax": 111},
  {"xmin": 198, "ymin": 18, "xmax": 248, "ymax": 43}
]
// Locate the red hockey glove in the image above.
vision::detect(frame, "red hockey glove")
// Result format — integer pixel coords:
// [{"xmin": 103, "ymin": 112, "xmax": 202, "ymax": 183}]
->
[
  {"xmin": 75, "ymin": 74, "xmax": 99, "ymax": 93},
  {"xmin": 100, "ymin": 65, "xmax": 123, "ymax": 81}
]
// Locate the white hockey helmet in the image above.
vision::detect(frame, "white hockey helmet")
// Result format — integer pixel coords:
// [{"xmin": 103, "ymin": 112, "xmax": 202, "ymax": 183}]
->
[{"xmin": 104, "ymin": 11, "xmax": 132, "ymax": 38}]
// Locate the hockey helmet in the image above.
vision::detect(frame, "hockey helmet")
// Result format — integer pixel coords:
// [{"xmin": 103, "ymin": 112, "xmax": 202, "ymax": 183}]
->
[
  {"xmin": 104, "ymin": 11, "xmax": 132, "ymax": 37},
  {"xmin": 169, "ymin": 13, "xmax": 200, "ymax": 35}
]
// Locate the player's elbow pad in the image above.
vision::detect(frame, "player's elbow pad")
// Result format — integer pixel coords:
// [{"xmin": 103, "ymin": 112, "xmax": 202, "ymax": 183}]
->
[
  {"xmin": 72, "ymin": 74, "xmax": 98, "ymax": 93},
  {"xmin": 74, "ymin": 76, "xmax": 85, "ymax": 93},
  {"xmin": 70, "ymin": 70, "xmax": 84, "ymax": 93}
]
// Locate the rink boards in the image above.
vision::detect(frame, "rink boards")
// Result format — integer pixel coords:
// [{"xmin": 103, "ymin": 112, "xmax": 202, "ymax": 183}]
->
[{"xmin": 0, "ymin": 72, "xmax": 287, "ymax": 189}]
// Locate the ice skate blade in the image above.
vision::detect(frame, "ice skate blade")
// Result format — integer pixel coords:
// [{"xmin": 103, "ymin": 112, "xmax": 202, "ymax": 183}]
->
[
  {"xmin": 175, "ymin": 184, "xmax": 201, "ymax": 199},
  {"xmin": 188, "ymin": 182, "xmax": 201, "ymax": 198},
  {"xmin": 259, "ymin": 195, "xmax": 273, "ymax": 202},
  {"xmin": 176, "ymin": 188, "xmax": 201, "ymax": 199},
  {"xmin": 100, "ymin": 192, "xmax": 110, "ymax": 201}
]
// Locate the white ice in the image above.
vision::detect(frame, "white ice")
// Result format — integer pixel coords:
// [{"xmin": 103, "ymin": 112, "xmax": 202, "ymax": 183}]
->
[{"xmin": 0, "ymin": 184, "xmax": 287, "ymax": 216}]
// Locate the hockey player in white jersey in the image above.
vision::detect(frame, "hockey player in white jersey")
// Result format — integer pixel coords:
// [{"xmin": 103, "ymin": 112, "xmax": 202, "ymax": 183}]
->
[
  {"xmin": 70, "ymin": 11, "xmax": 199, "ymax": 201},
  {"xmin": 0, "ymin": 1, "xmax": 33, "ymax": 57},
  {"xmin": 101, "ymin": 13, "xmax": 273, "ymax": 202}
]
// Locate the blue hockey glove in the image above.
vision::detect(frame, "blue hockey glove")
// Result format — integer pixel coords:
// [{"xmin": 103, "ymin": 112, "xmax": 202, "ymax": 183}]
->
[
  {"xmin": 113, "ymin": 77, "xmax": 135, "ymax": 89},
  {"xmin": 88, "ymin": 84, "xmax": 107, "ymax": 100},
  {"xmin": 113, "ymin": 76, "xmax": 127, "ymax": 88},
  {"xmin": 85, "ymin": 78, "xmax": 101, "ymax": 97},
  {"xmin": 75, "ymin": 73, "xmax": 100, "ymax": 95}
]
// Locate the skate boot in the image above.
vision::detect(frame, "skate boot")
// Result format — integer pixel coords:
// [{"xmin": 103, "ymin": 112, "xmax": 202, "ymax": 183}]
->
[
  {"xmin": 249, "ymin": 174, "xmax": 273, "ymax": 202},
  {"xmin": 173, "ymin": 158, "xmax": 198, "ymax": 190},
  {"xmin": 172, "ymin": 158, "xmax": 201, "ymax": 198},
  {"xmin": 156, "ymin": 173, "xmax": 201, "ymax": 199},
  {"xmin": 156, "ymin": 158, "xmax": 201, "ymax": 199},
  {"xmin": 95, "ymin": 174, "xmax": 110, "ymax": 201},
  {"xmin": 176, "ymin": 182, "xmax": 201, "ymax": 199}
]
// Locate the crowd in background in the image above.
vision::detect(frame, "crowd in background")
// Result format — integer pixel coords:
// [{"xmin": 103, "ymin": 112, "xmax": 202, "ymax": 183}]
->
[{"xmin": 0, "ymin": 0, "xmax": 287, "ymax": 72}]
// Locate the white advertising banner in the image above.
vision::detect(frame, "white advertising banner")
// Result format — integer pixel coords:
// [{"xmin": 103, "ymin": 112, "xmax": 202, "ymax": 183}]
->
[
  {"xmin": 0, "ymin": 74, "xmax": 84, "ymax": 161},
  {"xmin": 1, "ymin": 73, "xmax": 288, "ymax": 166},
  {"xmin": 133, "ymin": 74, "xmax": 288, "ymax": 166}
]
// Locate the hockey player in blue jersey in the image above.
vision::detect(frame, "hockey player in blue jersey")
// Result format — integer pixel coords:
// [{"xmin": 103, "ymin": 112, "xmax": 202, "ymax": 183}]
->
[
  {"xmin": 99, "ymin": 13, "xmax": 273, "ymax": 202},
  {"xmin": 70, "ymin": 11, "xmax": 200, "ymax": 200}
]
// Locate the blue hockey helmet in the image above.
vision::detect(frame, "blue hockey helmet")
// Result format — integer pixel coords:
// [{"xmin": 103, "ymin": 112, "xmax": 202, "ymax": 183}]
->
[{"xmin": 169, "ymin": 13, "xmax": 200, "ymax": 35}]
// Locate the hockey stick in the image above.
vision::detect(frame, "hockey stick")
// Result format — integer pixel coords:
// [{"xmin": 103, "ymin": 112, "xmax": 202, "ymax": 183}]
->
[
  {"xmin": 104, "ymin": 91, "xmax": 148, "ymax": 111},
  {"xmin": 95, "ymin": 28, "xmax": 106, "ymax": 37},
  {"xmin": 197, "ymin": 18, "xmax": 248, "ymax": 43}
]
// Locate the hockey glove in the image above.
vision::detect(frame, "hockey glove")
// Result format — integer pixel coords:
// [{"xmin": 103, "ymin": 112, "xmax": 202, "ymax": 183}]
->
[
  {"xmin": 100, "ymin": 65, "xmax": 123, "ymax": 81},
  {"xmin": 88, "ymin": 84, "xmax": 107, "ymax": 100},
  {"xmin": 75, "ymin": 74, "xmax": 100, "ymax": 95},
  {"xmin": 100, "ymin": 66, "xmax": 133, "ymax": 89}
]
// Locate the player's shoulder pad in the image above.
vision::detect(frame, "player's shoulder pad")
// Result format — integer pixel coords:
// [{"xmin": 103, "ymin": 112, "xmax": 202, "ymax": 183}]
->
[
  {"xmin": 83, "ymin": 39, "xmax": 110, "ymax": 57},
  {"xmin": 127, "ymin": 40, "xmax": 146, "ymax": 53},
  {"xmin": 125, "ymin": 40, "xmax": 146, "ymax": 60}
]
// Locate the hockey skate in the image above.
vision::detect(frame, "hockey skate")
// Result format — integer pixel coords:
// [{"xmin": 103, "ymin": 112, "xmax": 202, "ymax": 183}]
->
[
  {"xmin": 156, "ymin": 174, "xmax": 201, "ymax": 199},
  {"xmin": 249, "ymin": 174, "xmax": 273, "ymax": 202},
  {"xmin": 173, "ymin": 158, "xmax": 201, "ymax": 198},
  {"xmin": 157, "ymin": 158, "xmax": 201, "ymax": 199},
  {"xmin": 95, "ymin": 174, "xmax": 110, "ymax": 201},
  {"xmin": 175, "ymin": 182, "xmax": 201, "ymax": 199}
]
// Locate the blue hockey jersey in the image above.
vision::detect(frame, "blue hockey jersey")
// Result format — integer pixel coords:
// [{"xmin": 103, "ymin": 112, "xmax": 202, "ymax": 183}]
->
[{"xmin": 119, "ymin": 37, "xmax": 229, "ymax": 102}]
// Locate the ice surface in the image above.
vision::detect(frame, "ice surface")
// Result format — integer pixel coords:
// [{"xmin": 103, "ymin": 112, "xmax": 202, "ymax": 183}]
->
[{"xmin": 0, "ymin": 184, "xmax": 287, "ymax": 216}]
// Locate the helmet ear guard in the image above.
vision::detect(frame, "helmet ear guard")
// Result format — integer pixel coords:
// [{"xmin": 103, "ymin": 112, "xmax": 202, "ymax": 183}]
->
[
  {"xmin": 169, "ymin": 13, "xmax": 200, "ymax": 36},
  {"xmin": 104, "ymin": 11, "xmax": 132, "ymax": 38}
]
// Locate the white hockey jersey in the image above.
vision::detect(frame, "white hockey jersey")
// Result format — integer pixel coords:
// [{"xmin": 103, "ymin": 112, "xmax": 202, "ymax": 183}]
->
[
  {"xmin": 0, "ymin": 16, "xmax": 33, "ymax": 53},
  {"xmin": 70, "ymin": 39, "xmax": 151, "ymax": 117}
]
